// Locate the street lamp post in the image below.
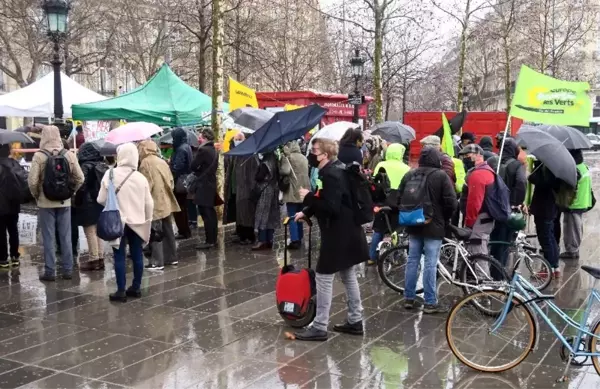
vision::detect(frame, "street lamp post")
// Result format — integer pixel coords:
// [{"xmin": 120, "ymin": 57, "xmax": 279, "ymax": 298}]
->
[
  {"xmin": 349, "ymin": 49, "xmax": 365, "ymax": 124},
  {"xmin": 42, "ymin": 0, "xmax": 70, "ymax": 125},
  {"xmin": 462, "ymin": 86, "xmax": 470, "ymax": 112}
]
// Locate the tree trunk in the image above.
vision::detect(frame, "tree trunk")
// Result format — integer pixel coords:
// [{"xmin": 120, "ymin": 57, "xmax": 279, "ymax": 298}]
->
[
  {"xmin": 212, "ymin": 0, "xmax": 225, "ymax": 218},
  {"xmin": 373, "ymin": 0, "xmax": 383, "ymax": 123},
  {"xmin": 503, "ymin": 37, "xmax": 511, "ymax": 111},
  {"xmin": 198, "ymin": 49, "xmax": 206, "ymax": 92},
  {"xmin": 457, "ymin": 0, "xmax": 471, "ymax": 111}
]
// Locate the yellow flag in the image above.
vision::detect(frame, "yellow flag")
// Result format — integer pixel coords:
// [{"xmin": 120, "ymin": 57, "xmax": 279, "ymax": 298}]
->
[
  {"xmin": 284, "ymin": 104, "xmax": 303, "ymax": 111},
  {"xmin": 229, "ymin": 77, "xmax": 258, "ymax": 110},
  {"xmin": 441, "ymin": 113, "xmax": 455, "ymax": 158}
]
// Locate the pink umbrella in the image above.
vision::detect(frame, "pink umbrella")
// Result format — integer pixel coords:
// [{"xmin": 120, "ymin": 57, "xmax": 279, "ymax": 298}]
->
[{"xmin": 105, "ymin": 122, "xmax": 163, "ymax": 145}]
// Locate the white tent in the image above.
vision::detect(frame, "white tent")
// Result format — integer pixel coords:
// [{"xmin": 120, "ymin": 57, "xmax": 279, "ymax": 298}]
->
[{"xmin": 0, "ymin": 72, "xmax": 106, "ymax": 118}]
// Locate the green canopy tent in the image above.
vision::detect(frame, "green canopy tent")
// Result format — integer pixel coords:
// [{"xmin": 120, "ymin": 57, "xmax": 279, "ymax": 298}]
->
[{"xmin": 72, "ymin": 64, "xmax": 228, "ymax": 126}]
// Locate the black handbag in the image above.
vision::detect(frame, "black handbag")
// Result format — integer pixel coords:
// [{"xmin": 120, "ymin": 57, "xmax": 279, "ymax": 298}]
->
[
  {"xmin": 175, "ymin": 174, "xmax": 189, "ymax": 194},
  {"xmin": 150, "ymin": 220, "xmax": 164, "ymax": 242}
]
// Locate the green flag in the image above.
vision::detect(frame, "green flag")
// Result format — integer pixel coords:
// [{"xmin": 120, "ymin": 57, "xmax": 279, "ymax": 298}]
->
[
  {"xmin": 510, "ymin": 65, "xmax": 591, "ymax": 126},
  {"xmin": 441, "ymin": 113, "xmax": 455, "ymax": 157}
]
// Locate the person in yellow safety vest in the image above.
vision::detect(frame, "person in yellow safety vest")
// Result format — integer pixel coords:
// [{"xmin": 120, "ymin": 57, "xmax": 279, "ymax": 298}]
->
[
  {"xmin": 560, "ymin": 150, "xmax": 594, "ymax": 260},
  {"xmin": 368, "ymin": 144, "xmax": 410, "ymax": 265}
]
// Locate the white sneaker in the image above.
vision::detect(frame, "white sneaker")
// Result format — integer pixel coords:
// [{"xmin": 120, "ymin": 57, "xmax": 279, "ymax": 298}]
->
[{"xmin": 150, "ymin": 265, "xmax": 164, "ymax": 271}]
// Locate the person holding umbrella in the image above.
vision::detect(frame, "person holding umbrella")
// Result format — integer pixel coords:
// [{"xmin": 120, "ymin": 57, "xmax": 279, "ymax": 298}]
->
[{"xmin": 0, "ymin": 144, "xmax": 28, "ymax": 268}]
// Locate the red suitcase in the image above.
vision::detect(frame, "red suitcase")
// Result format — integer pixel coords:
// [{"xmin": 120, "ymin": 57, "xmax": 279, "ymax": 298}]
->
[{"xmin": 275, "ymin": 217, "xmax": 316, "ymax": 328}]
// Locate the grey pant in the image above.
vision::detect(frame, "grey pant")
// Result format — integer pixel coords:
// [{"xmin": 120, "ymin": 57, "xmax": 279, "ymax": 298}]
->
[
  {"xmin": 150, "ymin": 216, "xmax": 176, "ymax": 267},
  {"xmin": 563, "ymin": 212, "xmax": 583, "ymax": 255},
  {"xmin": 39, "ymin": 207, "xmax": 73, "ymax": 275},
  {"xmin": 467, "ymin": 212, "xmax": 495, "ymax": 256},
  {"xmin": 313, "ymin": 266, "xmax": 363, "ymax": 332}
]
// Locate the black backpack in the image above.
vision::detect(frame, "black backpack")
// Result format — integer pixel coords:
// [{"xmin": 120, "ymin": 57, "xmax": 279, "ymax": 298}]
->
[
  {"xmin": 40, "ymin": 149, "xmax": 74, "ymax": 201},
  {"xmin": 344, "ymin": 162, "xmax": 374, "ymax": 225},
  {"xmin": 371, "ymin": 169, "xmax": 391, "ymax": 203},
  {"xmin": 398, "ymin": 169, "xmax": 436, "ymax": 226},
  {"xmin": 12, "ymin": 164, "xmax": 33, "ymax": 204}
]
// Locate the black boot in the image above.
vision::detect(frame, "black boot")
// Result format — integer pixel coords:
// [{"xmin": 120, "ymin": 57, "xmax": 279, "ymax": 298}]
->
[{"xmin": 109, "ymin": 291, "xmax": 127, "ymax": 302}]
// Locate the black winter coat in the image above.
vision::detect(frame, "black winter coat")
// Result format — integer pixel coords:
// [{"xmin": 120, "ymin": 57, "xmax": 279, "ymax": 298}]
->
[
  {"xmin": 74, "ymin": 143, "xmax": 108, "ymax": 227},
  {"xmin": 400, "ymin": 148, "xmax": 458, "ymax": 239},
  {"xmin": 191, "ymin": 142, "xmax": 218, "ymax": 207},
  {"xmin": 528, "ymin": 164, "xmax": 559, "ymax": 219},
  {"xmin": 0, "ymin": 157, "xmax": 24, "ymax": 215},
  {"xmin": 303, "ymin": 159, "xmax": 369, "ymax": 274},
  {"xmin": 170, "ymin": 129, "xmax": 193, "ymax": 181},
  {"xmin": 338, "ymin": 144, "xmax": 363, "ymax": 166}
]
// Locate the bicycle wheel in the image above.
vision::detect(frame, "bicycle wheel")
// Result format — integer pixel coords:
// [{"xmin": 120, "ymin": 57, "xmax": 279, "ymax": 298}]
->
[
  {"xmin": 446, "ymin": 290, "xmax": 537, "ymax": 373},
  {"xmin": 587, "ymin": 317, "xmax": 600, "ymax": 375},
  {"xmin": 513, "ymin": 251, "xmax": 552, "ymax": 292},
  {"xmin": 377, "ymin": 244, "xmax": 422, "ymax": 294},
  {"xmin": 460, "ymin": 254, "xmax": 510, "ymax": 296}
]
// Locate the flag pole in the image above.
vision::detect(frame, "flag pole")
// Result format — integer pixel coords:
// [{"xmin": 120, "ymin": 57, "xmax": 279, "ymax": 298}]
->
[{"xmin": 496, "ymin": 115, "xmax": 512, "ymax": 174}]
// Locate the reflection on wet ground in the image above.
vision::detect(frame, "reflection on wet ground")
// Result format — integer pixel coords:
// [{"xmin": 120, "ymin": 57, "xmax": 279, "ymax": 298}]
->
[{"xmin": 2, "ymin": 153, "xmax": 600, "ymax": 388}]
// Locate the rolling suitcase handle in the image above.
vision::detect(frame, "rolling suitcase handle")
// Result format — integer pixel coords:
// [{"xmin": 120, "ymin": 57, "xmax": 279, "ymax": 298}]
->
[{"xmin": 282, "ymin": 216, "xmax": 313, "ymax": 268}]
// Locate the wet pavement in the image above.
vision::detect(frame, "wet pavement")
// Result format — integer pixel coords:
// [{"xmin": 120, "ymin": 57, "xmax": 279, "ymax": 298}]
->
[{"xmin": 3, "ymin": 154, "xmax": 600, "ymax": 388}]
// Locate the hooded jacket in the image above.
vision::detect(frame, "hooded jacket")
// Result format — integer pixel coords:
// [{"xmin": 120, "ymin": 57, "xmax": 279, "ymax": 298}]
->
[
  {"xmin": 74, "ymin": 142, "xmax": 108, "ymax": 227},
  {"xmin": 399, "ymin": 148, "xmax": 457, "ymax": 238},
  {"xmin": 280, "ymin": 141, "xmax": 310, "ymax": 204},
  {"xmin": 97, "ymin": 143, "xmax": 154, "ymax": 243},
  {"xmin": 28, "ymin": 125, "xmax": 84, "ymax": 208},
  {"xmin": 170, "ymin": 128, "xmax": 193, "ymax": 180},
  {"xmin": 138, "ymin": 140, "xmax": 180, "ymax": 220},
  {"xmin": 373, "ymin": 144, "xmax": 410, "ymax": 190},
  {"xmin": 479, "ymin": 136, "xmax": 497, "ymax": 161},
  {"xmin": 488, "ymin": 138, "xmax": 527, "ymax": 206}
]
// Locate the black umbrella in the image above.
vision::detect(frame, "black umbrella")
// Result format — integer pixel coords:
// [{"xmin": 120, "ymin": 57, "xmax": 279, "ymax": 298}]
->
[
  {"xmin": 90, "ymin": 139, "xmax": 118, "ymax": 156},
  {"xmin": 158, "ymin": 129, "xmax": 199, "ymax": 147},
  {"xmin": 371, "ymin": 122, "xmax": 416, "ymax": 144},
  {"xmin": 433, "ymin": 110, "xmax": 468, "ymax": 138},
  {"xmin": 516, "ymin": 127, "xmax": 577, "ymax": 187},
  {"xmin": 0, "ymin": 129, "xmax": 34, "ymax": 145},
  {"xmin": 519, "ymin": 124, "xmax": 592, "ymax": 150},
  {"xmin": 229, "ymin": 107, "xmax": 274, "ymax": 131},
  {"xmin": 227, "ymin": 104, "xmax": 327, "ymax": 156}
]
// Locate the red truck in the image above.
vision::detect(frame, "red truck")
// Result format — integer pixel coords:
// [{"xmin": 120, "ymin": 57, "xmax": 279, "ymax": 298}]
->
[{"xmin": 404, "ymin": 111, "xmax": 523, "ymax": 159}]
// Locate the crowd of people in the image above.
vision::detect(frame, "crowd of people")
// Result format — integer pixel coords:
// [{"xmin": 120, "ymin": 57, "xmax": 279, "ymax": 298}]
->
[{"xmin": 0, "ymin": 122, "xmax": 594, "ymax": 339}]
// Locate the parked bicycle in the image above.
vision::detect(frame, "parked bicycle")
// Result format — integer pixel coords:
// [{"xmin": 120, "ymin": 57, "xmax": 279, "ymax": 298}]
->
[
  {"xmin": 378, "ymin": 223, "xmax": 509, "ymax": 313},
  {"xmin": 446, "ymin": 266, "xmax": 600, "ymax": 381},
  {"xmin": 488, "ymin": 231, "xmax": 553, "ymax": 291}
]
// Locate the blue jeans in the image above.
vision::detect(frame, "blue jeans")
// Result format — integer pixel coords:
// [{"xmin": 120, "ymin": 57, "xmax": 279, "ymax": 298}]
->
[
  {"xmin": 258, "ymin": 229, "xmax": 274, "ymax": 243},
  {"xmin": 113, "ymin": 226, "xmax": 144, "ymax": 292},
  {"xmin": 535, "ymin": 217, "xmax": 559, "ymax": 269},
  {"xmin": 39, "ymin": 207, "xmax": 73, "ymax": 275},
  {"xmin": 369, "ymin": 232, "xmax": 384, "ymax": 261},
  {"xmin": 405, "ymin": 235, "xmax": 442, "ymax": 305},
  {"xmin": 286, "ymin": 203, "xmax": 304, "ymax": 242}
]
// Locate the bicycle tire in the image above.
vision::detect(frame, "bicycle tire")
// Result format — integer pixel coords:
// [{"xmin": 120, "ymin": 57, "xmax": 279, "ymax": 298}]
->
[
  {"xmin": 513, "ymin": 251, "xmax": 552, "ymax": 292},
  {"xmin": 446, "ymin": 290, "xmax": 537, "ymax": 373},
  {"xmin": 377, "ymin": 244, "xmax": 418, "ymax": 294},
  {"xmin": 588, "ymin": 317, "xmax": 600, "ymax": 375},
  {"xmin": 459, "ymin": 254, "xmax": 510, "ymax": 296}
]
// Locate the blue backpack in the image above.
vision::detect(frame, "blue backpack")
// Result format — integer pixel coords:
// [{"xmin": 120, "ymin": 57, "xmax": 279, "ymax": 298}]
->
[{"xmin": 476, "ymin": 165, "xmax": 511, "ymax": 223}]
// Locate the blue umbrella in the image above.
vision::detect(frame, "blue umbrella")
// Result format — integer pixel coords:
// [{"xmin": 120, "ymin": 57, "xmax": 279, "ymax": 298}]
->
[{"xmin": 227, "ymin": 104, "xmax": 327, "ymax": 156}]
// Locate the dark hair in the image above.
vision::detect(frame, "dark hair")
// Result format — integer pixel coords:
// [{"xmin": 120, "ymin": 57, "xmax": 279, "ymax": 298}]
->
[
  {"xmin": 0, "ymin": 144, "xmax": 9, "ymax": 158},
  {"xmin": 76, "ymin": 125, "xmax": 83, "ymax": 133},
  {"xmin": 200, "ymin": 128, "xmax": 215, "ymax": 142},
  {"xmin": 340, "ymin": 127, "xmax": 363, "ymax": 146}
]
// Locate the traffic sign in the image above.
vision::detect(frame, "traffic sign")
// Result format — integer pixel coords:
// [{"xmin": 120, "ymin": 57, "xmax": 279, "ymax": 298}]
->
[{"xmin": 348, "ymin": 93, "xmax": 363, "ymax": 105}]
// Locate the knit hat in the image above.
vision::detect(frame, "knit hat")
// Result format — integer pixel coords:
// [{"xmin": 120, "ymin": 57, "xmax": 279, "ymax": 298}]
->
[{"xmin": 420, "ymin": 135, "xmax": 441, "ymax": 148}]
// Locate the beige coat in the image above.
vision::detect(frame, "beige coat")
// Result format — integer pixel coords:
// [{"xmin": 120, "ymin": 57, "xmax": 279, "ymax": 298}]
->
[
  {"xmin": 28, "ymin": 125, "xmax": 84, "ymax": 208},
  {"xmin": 137, "ymin": 140, "xmax": 180, "ymax": 220},
  {"xmin": 97, "ymin": 143, "xmax": 154, "ymax": 244},
  {"xmin": 281, "ymin": 141, "xmax": 310, "ymax": 204}
]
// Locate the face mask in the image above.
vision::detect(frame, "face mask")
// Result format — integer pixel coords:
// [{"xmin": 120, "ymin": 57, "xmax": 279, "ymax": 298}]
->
[
  {"xmin": 462, "ymin": 157, "xmax": 475, "ymax": 170},
  {"xmin": 257, "ymin": 153, "xmax": 264, "ymax": 160},
  {"xmin": 307, "ymin": 153, "xmax": 320, "ymax": 168},
  {"xmin": 233, "ymin": 140, "xmax": 242, "ymax": 147}
]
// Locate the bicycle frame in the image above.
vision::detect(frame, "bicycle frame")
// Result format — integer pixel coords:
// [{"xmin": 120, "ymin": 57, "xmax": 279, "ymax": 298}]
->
[
  {"xmin": 440, "ymin": 239, "xmax": 501, "ymax": 290},
  {"xmin": 492, "ymin": 273, "xmax": 600, "ymax": 357}
]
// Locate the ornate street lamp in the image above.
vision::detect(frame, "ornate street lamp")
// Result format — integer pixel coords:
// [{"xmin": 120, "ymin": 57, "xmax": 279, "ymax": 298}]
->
[
  {"xmin": 42, "ymin": 0, "xmax": 70, "ymax": 124},
  {"xmin": 462, "ymin": 86, "xmax": 470, "ymax": 111},
  {"xmin": 349, "ymin": 49, "xmax": 365, "ymax": 124}
]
